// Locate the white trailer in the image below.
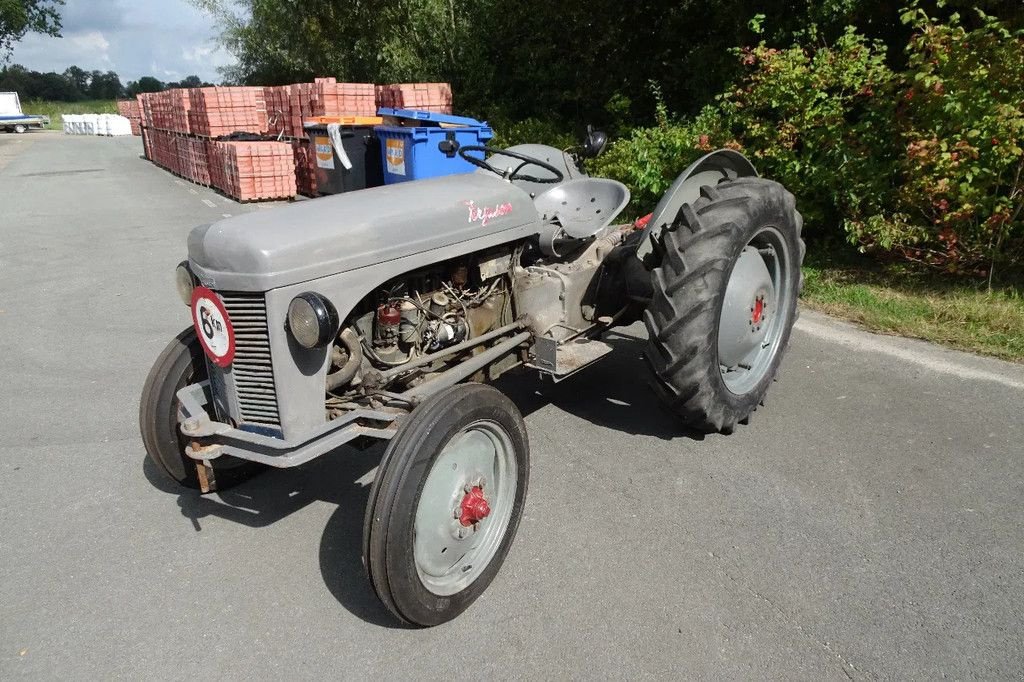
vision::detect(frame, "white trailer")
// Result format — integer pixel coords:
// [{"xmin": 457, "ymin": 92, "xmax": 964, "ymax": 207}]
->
[{"xmin": 0, "ymin": 92, "xmax": 50, "ymax": 133}]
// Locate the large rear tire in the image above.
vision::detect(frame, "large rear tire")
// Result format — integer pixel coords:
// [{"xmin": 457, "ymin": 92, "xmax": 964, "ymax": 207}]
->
[
  {"xmin": 644, "ymin": 177, "xmax": 805, "ymax": 433},
  {"xmin": 139, "ymin": 328, "xmax": 265, "ymax": 491},
  {"xmin": 363, "ymin": 383, "xmax": 529, "ymax": 626}
]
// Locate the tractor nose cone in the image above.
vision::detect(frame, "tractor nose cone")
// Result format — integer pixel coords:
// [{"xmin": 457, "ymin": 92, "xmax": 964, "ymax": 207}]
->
[{"xmin": 459, "ymin": 486, "xmax": 491, "ymax": 526}]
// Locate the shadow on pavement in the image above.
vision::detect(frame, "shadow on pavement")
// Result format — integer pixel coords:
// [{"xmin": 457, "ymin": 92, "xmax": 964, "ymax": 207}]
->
[
  {"xmin": 140, "ymin": 330, "xmax": 700, "ymax": 627},
  {"xmin": 497, "ymin": 331, "xmax": 704, "ymax": 442},
  {"xmin": 144, "ymin": 446, "xmax": 404, "ymax": 628}
]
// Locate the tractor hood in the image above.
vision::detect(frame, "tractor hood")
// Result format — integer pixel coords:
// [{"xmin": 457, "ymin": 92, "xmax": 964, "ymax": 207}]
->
[{"xmin": 187, "ymin": 173, "xmax": 539, "ymax": 291}]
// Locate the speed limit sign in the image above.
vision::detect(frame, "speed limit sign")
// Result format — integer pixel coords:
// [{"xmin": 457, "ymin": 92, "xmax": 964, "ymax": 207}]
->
[{"xmin": 190, "ymin": 286, "xmax": 235, "ymax": 367}]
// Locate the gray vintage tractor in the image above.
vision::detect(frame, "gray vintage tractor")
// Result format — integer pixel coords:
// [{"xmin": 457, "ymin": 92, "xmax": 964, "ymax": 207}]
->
[{"xmin": 140, "ymin": 133, "xmax": 804, "ymax": 626}]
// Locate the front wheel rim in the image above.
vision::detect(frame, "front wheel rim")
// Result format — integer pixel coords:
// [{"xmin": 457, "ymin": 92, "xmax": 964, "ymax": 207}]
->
[
  {"xmin": 717, "ymin": 225, "xmax": 794, "ymax": 395},
  {"xmin": 413, "ymin": 420, "xmax": 518, "ymax": 596}
]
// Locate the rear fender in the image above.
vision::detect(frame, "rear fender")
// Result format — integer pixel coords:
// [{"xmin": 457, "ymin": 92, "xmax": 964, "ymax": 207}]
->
[{"xmin": 635, "ymin": 150, "xmax": 758, "ymax": 262}]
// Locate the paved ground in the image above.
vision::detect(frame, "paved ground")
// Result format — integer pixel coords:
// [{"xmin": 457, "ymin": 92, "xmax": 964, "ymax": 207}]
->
[{"xmin": 2, "ymin": 132, "xmax": 1022, "ymax": 680}]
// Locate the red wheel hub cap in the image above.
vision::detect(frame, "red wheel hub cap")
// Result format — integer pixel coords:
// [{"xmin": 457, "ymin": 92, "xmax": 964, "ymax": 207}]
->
[
  {"xmin": 752, "ymin": 296, "xmax": 765, "ymax": 325},
  {"xmin": 459, "ymin": 486, "xmax": 491, "ymax": 527}
]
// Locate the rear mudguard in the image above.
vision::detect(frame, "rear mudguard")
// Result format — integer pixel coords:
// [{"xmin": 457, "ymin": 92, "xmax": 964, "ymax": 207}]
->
[{"xmin": 634, "ymin": 150, "xmax": 758, "ymax": 263}]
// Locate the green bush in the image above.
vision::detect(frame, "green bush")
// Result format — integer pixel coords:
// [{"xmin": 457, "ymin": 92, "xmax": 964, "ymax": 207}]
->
[
  {"xmin": 870, "ymin": 6, "xmax": 1024, "ymax": 276},
  {"xmin": 590, "ymin": 7, "xmax": 1024, "ymax": 279},
  {"xmin": 718, "ymin": 28, "xmax": 901, "ymax": 239},
  {"xmin": 589, "ymin": 97, "xmax": 729, "ymax": 211},
  {"xmin": 489, "ymin": 116, "xmax": 576, "ymax": 150}
]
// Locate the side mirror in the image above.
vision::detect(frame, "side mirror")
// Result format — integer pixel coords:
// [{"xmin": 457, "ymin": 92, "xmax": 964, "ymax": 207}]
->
[{"xmin": 581, "ymin": 126, "xmax": 608, "ymax": 159}]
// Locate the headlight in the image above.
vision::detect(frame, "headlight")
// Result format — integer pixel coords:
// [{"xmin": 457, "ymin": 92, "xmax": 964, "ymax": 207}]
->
[
  {"xmin": 287, "ymin": 292, "xmax": 338, "ymax": 349},
  {"xmin": 175, "ymin": 262, "xmax": 195, "ymax": 306}
]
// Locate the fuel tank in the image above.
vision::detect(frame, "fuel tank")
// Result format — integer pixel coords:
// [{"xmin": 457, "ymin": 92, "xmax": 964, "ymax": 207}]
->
[{"xmin": 187, "ymin": 173, "xmax": 538, "ymax": 291}]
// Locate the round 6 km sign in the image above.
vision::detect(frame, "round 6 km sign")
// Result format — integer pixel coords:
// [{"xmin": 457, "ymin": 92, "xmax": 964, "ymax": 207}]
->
[{"xmin": 191, "ymin": 286, "xmax": 235, "ymax": 367}]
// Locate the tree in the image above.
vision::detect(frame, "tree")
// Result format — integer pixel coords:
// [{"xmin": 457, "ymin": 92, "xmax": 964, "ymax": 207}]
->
[
  {"xmin": 126, "ymin": 76, "xmax": 164, "ymax": 96},
  {"xmin": 0, "ymin": 0, "xmax": 64, "ymax": 60},
  {"xmin": 192, "ymin": 0, "xmax": 1024, "ymax": 128},
  {"xmin": 62, "ymin": 64, "xmax": 87, "ymax": 98},
  {"xmin": 165, "ymin": 75, "xmax": 203, "ymax": 89},
  {"xmin": 88, "ymin": 69, "xmax": 122, "ymax": 99}
]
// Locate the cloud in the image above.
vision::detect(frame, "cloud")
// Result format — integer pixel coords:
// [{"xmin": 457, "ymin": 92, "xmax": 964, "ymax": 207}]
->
[
  {"xmin": 9, "ymin": 0, "xmax": 236, "ymax": 83},
  {"xmin": 182, "ymin": 44, "xmax": 214, "ymax": 63},
  {"xmin": 68, "ymin": 31, "xmax": 112, "ymax": 63}
]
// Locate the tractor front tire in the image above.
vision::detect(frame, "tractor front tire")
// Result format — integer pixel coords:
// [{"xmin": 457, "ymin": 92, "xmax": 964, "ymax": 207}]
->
[
  {"xmin": 644, "ymin": 177, "xmax": 805, "ymax": 433},
  {"xmin": 139, "ymin": 328, "xmax": 265, "ymax": 492},
  {"xmin": 363, "ymin": 383, "xmax": 529, "ymax": 626}
]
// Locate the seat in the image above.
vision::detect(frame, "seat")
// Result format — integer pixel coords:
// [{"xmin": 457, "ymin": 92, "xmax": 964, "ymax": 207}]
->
[{"xmin": 533, "ymin": 178, "xmax": 631, "ymax": 239}]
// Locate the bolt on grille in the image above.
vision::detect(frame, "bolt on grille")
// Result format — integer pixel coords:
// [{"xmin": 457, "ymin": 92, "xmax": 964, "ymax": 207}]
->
[{"xmin": 218, "ymin": 292, "xmax": 281, "ymax": 428}]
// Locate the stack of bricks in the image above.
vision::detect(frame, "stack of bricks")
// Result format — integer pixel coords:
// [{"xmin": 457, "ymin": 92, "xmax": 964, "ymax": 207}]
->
[
  {"xmin": 116, "ymin": 99, "xmax": 142, "ymax": 135},
  {"xmin": 375, "ymin": 83, "xmax": 453, "ymax": 114},
  {"xmin": 312, "ymin": 78, "xmax": 376, "ymax": 118},
  {"xmin": 264, "ymin": 79, "xmax": 376, "ymax": 139},
  {"xmin": 263, "ymin": 85, "xmax": 291, "ymax": 137},
  {"xmin": 141, "ymin": 89, "xmax": 192, "ymax": 134},
  {"xmin": 136, "ymin": 93, "xmax": 152, "ymax": 129},
  {"xmin": 291, "ymin": 140, "xmax": 318, "ymax": 197},
  {"xmin": 188, "ymin": 87, "xmax": 267, "ymax": 137},
  {"xmin": 137, "ymin": 78, "xmax": 454, "ymax": 202},
  {"xmin": 209, "ymin": 141, "xmax": 297, "ymax": 202},
  {"xmin": 178, "ymin": 136, "xmax": 212, "ymax": 186},
  {"xmin": 140, "ymin": 128, "xmax": 210, "ymax": 186},
  {"xmin": 144, "ymin": 128, "xmax": 179, "ymax": 174}
]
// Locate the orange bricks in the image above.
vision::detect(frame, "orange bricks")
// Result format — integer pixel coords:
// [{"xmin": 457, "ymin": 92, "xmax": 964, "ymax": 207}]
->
[
  {"xmin": 188, "ymin": 87, "xmax": 267, "ymax": 137},
  {"xmin": 291, "ymin": 139, "xmax": 318, "ymax": 197},
  {"xmin": 139, "ymin": 89, "xmax": 192, "ymax": 134},
  {"xmin": 375, "ymin": 83, "xmax": 453, "ymax": 114},
  {"xmin": 141, "ymin": 129, "xmax": 211, "ymax": 186},
  {"xmin": 138, "ymin": 78, "xmax": 453, "ymax": 202},
  {"xmin": 209, "ymin": 141, "xmax": 296, "ymax": 202},
  {"xmin": 264, "ymin": 79, "xmax": 377, "ymax": 139},
  {"xmin": 116, "ymin": 99, "xmax": 143, "ymax": 135}
]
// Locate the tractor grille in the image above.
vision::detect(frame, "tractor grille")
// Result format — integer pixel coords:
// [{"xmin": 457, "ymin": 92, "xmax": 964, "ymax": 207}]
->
[{"xmin": 219, "ymin": 292, "xmax": 281, "ymax": 428}]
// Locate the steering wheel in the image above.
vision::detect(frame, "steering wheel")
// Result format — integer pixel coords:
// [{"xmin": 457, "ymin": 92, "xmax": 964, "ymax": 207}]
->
[{"xmin": 458, "ymin": 145, "xmax": 565, "ymax": 184}]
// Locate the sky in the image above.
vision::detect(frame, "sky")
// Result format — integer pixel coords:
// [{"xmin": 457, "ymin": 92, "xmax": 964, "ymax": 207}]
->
[{"xmin": 9, "ymin": 0, "xmax": 237, "ymax": 83}]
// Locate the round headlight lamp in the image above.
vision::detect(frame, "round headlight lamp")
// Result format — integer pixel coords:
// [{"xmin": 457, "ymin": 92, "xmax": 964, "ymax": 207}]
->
[
  {"xmin": 175, "ymin": 262, "xmax": 195, "ymax": 306},
  {"xmin": 287, "ymin": 292, "xmax": 338, "ymax": 349}
]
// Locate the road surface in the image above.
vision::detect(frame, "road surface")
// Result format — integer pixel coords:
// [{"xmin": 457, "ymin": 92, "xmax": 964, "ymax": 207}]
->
[{"xmin": 1, "ymin": 132, "xmax": 1022, "ymax": 679}]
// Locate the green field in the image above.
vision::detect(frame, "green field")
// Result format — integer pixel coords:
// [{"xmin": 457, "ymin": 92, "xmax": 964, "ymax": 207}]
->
[{"xmin": 21, "ymin": 100, "xmax": 118, "ymax": 129}]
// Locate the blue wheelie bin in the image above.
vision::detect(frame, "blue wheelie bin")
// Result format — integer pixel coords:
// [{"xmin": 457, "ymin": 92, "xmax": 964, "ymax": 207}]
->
[{"xmin": 375, "ymin": 108, "xmax": 493, "ymax": 184}]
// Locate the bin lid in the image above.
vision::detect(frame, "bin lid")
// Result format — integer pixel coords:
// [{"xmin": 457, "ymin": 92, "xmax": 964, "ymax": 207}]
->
[
  {"xmin": 376, "ymin": 108, "xmax": 487, "ymax": 128},
  {"xmin": 304, "ymin": 116, "xmax": 382, "ymax": 127}
]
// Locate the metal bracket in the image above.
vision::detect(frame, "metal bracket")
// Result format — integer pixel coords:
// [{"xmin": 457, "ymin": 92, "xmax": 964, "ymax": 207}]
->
[
  {"xmin": 176, "ymin": 381, "xmax": 402, "ymax": 469},
  {"xmin": 527, "ymin": 336, "xmax": 613, "ymax": 382}
]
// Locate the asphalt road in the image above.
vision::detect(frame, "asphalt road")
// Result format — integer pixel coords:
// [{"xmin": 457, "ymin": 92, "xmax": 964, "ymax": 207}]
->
[{"xmin": 2, "ymin": 132, "xmax": 1022, "ymax": 680}]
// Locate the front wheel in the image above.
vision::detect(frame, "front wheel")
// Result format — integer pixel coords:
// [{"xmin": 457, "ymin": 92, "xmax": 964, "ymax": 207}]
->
[
  {"xmin": 644, "ymin": 177, "xmax": 805, "ymax": 433},
  {"xmin": 139, "ymin": 328, "xmax": 265, "ymax": 491},
  {"xmin": 13, "ymin": 124, "xmax": 27, "ymax": 134},
  {"xmin": 363, "ymin": 383, "xmax": 530, "ymax": 626}
]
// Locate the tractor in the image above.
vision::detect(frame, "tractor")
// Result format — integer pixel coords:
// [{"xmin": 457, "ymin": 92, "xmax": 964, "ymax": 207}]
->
[{"xmin": 140, "ymin": 132, "xmax": 804, "ymax": 626}]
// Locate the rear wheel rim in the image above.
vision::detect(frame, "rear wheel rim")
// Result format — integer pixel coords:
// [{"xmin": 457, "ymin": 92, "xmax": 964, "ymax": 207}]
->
[
  {"xmin": 717, "ymin": 225, "xmax": 794, "ymax": 395},
  {"xmin": 413, "ymin": 420, "xmax": 517, "ymax": 596}
]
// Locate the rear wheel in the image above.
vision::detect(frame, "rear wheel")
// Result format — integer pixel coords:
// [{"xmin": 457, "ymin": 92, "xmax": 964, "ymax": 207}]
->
[
  {"xmin": 139, "ymin": 328, "xmax": 264, "ymax": 491},
  {"xmin": 363, "ymin": 383, "xmax": 529, "ymax": 626},
  {"xmin": 644, "ymin": 177, "xmax": 804, "ymax": 433}
]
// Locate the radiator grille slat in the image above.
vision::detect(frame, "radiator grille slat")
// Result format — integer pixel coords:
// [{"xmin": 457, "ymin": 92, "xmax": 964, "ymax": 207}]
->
[{"xmin": 218, "ymin": 292, "xmax": 280, "ymax": 428}]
